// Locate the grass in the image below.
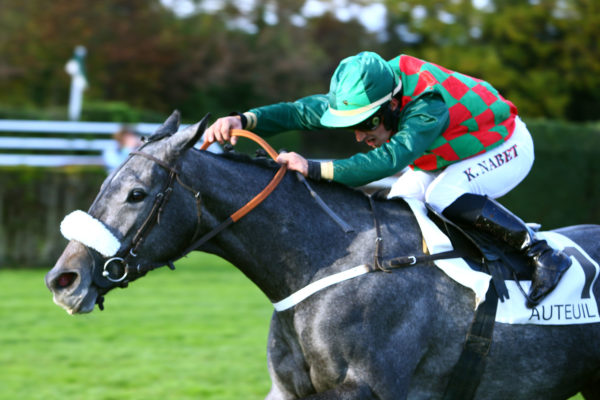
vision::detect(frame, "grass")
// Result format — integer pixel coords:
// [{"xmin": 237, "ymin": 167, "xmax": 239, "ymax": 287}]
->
[
  {"xmin": 0, "ymin": 253, "xmax": 273, "ymax": 400},
  {"xmin": 0, "ymin": 253, "xmax": 587, "ymax": 400}
]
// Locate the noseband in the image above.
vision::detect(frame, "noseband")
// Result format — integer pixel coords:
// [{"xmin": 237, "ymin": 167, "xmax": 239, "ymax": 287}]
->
[{"xmin": 92, "ymin": 130, "xmax": 287, "ymax": 308}]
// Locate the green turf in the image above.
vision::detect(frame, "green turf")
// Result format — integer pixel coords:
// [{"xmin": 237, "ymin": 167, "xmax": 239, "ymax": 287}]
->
[
  {"xmin": 0, "ymin": 253, "xmax": 587, "ymax": 399},
  {"xmin": 0, "ymin": 253, "xmax": 273, "ymax": 400}
]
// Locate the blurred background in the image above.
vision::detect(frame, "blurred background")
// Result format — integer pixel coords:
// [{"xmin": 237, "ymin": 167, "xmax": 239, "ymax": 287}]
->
[
  {"xmin": 0, "ymin": 2, "xmax": 596, "ymax": 399},
  {"xmin": 2, "ymin": 0, "xmax": 600, "ymax": 121},
  {"xmin": 2, "ymin": 0, "xmax": 599, "ymax": 121}
]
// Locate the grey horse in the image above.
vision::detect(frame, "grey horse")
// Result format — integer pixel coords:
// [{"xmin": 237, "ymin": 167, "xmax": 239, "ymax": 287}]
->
[{"xmin": 46, "ymin": 112, "xmax": 600, "ymax": 399}]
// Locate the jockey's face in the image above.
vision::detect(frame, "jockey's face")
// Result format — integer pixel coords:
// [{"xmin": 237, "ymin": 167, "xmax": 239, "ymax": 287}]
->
[
  {"xmin": 352, "ymin": 98, "xmax": 399, "ymax": 148},
  {"xmin": 354, "ymin": 124, "xmax": 392, "ymax": 148}
]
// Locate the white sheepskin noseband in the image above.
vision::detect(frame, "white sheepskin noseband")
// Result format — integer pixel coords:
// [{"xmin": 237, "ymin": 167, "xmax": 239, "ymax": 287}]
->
[{"xmin": 60, "ymin": 210, "xmax": 121, "ymax": 257}]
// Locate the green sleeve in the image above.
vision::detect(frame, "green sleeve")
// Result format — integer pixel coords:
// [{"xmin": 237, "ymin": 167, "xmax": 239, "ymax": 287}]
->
[
  {"xmin": 331, "ymin": 92, "xmax": 449, "ymax": 187},
  {"xmin": 247, "ymin": 94, "xmax": 329, "ymax": 137}
]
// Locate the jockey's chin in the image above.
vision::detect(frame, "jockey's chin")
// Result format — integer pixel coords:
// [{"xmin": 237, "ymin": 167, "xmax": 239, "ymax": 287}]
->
[{"xmin": 355, "ymin": 126, "xmax": 393, "ymax": 148}]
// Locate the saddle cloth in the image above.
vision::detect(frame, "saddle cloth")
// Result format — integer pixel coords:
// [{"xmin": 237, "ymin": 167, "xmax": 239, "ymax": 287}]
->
[{"xmin": 405, "ymin": 198, "xmax": 600, "ymax": 325}]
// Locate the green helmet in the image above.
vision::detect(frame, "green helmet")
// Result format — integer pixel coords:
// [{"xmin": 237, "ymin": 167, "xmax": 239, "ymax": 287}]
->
[{"xmin": 320, "ymin": 51, "xmax": 402, "ymax": 128}]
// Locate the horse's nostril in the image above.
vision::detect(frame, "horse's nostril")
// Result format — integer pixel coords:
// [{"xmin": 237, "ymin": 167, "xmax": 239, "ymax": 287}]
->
[{"xmin": 55, "ymin": 272, "xmax": 78, "ymax": 289}]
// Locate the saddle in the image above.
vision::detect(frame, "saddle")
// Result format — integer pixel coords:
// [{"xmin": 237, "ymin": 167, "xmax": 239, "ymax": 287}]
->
[
  {"xmin": 424, "ymin": 204, "xmax": 535, "ymax": 302},
  {"xmin": 372, "ymin": 189, "xmax": 534, "ymax": 301}
]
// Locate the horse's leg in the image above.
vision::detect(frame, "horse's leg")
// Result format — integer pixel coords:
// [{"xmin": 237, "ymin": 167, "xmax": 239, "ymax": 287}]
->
[
  {"xmin": 299, "ymin": 383, "xmax": 375, "ymax": 399},
  {"xmin": 267, "ymin": 313, "xmax": 316, "ymax": 399},
  {"xmin": 267, "ymin": 315, "xmax": 379, "ymax": 400}
]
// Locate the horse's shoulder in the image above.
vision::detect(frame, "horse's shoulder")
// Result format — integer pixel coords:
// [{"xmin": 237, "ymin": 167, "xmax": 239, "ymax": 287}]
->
[{"xmin": 553, "ymin": 224, "xmax": 600, "ymax": 238}]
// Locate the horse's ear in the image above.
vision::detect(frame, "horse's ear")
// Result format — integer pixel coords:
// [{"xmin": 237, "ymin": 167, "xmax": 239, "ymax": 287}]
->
[
  {"xmin": 162, "ymin": 113, "xmax": 211, "ymax": 162},
  {"xmin": 183, "ymin": 113, "xmax": 210, "ymax": 151},
  {"xmin": 148, "ymin": 110, "xmax": 181, "ymax": 141}
]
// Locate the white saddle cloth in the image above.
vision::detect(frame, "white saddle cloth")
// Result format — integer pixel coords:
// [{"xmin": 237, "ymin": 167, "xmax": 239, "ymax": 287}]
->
[{"xmin": 405, "ymin": 198, "xmax": 600, "ymax": 326}]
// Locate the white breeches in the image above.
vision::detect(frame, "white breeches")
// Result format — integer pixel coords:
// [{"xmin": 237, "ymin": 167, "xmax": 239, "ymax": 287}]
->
[{"xmin": 388, "ymin": 117, "xmax": 535, "ymax": 213}]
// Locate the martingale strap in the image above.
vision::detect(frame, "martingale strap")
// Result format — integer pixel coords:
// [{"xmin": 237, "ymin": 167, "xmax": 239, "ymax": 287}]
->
[
  {"xmin": 295, "ymin": 172, "xmax": 354, "ymax": 233},
  {"xmin": 270, "ymin": 194, "xmax": 463, "ymax": 312}
]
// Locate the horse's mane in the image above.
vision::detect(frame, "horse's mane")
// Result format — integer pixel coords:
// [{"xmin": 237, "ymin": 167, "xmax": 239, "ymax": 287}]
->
[
  {"xmin": 190, "ymin": 146, "xmax": 282, "ymax": 170},
  {"xmin": 184, "ymin": 142, "xmax": 400, "ymax": 207},
  {"xmin": 142, "ymin": 137, "xmax": 393, "ymax": 205},
  {"xmin": 140, "ymin": 131, "xmax": 280, "ymax": 170},
  {"xmin": 191, "ymin": 147, "xmax": 399, "ymax": 203}
]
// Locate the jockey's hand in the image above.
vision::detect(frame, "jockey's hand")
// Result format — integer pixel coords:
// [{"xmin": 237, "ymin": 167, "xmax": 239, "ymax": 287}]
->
[
  {"xmin": 204, "ymin": 116, "xmax": 242, "ymax": 146},
  {"xmin": 276, "ymin": 152, "xmax": 308, "ymax": 177}
]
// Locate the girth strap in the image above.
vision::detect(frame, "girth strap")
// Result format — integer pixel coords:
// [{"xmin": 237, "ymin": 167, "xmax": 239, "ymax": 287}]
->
[
  {"xmin": 442, "ymin": 284, "xmax": 498, "ymax": 400},
  {"xmin": 382, "ymin": 250, "xmax": 462, "ymax": 271},
  {"xmin": 368, "ymin": 194, "xmax": 461, "ymax": 273}
]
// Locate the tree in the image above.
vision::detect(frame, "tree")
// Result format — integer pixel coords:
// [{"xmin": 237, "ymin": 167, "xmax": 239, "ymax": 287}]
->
[
  {"xmin": 1, "ymin": 0, "xmax": 597, "ymax": 121},
  {"xmin": 0, "ymin": 0, "xmax": 181, "ymax": 111}
]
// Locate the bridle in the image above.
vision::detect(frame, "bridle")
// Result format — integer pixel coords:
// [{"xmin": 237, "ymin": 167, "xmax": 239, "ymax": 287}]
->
[
  {"xmin": 93, "ymin": 129, "xmax": 287, "ymax": 308},
  {"xmin": 90, "ymin": 127, "xmax": 461, "ymax": 312}
]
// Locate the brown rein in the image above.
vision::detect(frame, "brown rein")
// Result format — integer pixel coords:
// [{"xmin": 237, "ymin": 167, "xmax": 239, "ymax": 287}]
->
[
  {"xmin": 175, "ymin": 130, "xmax": 286, "ymax": 256},
  {"xmin": 199, "ymin": 129, "xmax": 287, "ymax": 222}
]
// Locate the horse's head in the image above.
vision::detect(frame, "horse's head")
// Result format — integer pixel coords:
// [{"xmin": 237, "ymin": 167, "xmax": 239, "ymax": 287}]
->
[{"xmin": 45, "ymin": 111, "xmax": 210, "ymax": 314}]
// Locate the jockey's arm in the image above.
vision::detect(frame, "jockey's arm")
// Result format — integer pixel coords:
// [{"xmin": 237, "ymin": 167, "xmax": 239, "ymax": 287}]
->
[
  {"xmin": 204, "ymin": 94, "xmax": 329, "ymax": 145},
  {"xmin": 316, "ymin": 93, "xmax": 449, "ymax": 187},
  {"xmin": 243, "ymin": 94, "xmax": 330, "ymax": 136}
]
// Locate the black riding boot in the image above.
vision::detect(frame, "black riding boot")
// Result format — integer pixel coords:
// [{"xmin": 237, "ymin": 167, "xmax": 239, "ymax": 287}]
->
[{"xmin": 442, "ymin": 193, "xmax": 572, "ymax": 308}]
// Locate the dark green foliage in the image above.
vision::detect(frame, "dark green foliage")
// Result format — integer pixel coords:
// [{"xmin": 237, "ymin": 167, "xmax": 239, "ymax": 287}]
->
[
  {"xmin": 80, "ymin": 101, "xmax": 166, "ymax": 123},
  {"xmin": 2, "ymin": 0, "xmax": 597, "ymax": 122}
]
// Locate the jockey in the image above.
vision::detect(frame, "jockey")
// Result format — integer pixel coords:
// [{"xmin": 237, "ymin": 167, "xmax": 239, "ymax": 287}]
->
[{"xmin": 204, "ymin": 51, "xmax": 571, "ymax": 307}]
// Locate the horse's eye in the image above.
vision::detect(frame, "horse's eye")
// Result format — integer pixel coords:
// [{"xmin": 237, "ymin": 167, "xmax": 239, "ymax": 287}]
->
[{"xmin": 127, "ymin": 189, "xmax": 147, "ymax": 203}]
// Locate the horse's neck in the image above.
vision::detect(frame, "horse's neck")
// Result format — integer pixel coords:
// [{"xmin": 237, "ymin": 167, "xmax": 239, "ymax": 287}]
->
[{"xmin": 185, "ymin": 152, "xmax": 418, "ymax": 303}]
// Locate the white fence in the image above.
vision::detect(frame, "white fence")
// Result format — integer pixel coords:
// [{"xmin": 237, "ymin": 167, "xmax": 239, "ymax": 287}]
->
[
  {"xmin": 0, "ymin": 118, "xmax": 394, "ymax": 190},
  {"xmin": 0, "ymin": 119, "xmax": 222, "ymax": 167}
]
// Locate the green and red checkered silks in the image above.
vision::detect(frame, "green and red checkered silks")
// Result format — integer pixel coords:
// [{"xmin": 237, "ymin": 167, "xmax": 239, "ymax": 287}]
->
[{"xmin": 390, "ymin": 55, "xmax": 518, "ymax": 171}]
